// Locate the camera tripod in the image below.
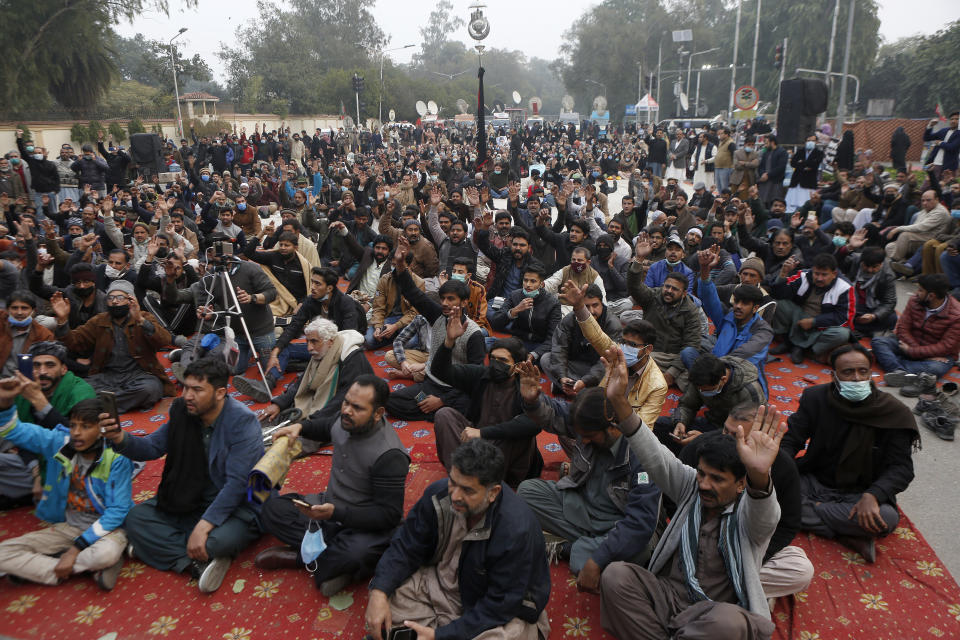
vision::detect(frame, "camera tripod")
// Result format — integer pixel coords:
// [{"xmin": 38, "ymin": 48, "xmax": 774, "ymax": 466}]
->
[{"xmin": 193, "ymin": 259, "xmax": 272, "ymax": 391}]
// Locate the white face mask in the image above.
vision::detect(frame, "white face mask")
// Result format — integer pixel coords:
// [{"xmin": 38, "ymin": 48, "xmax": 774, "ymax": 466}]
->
[{"xmin": 105, "ymin": 265, "xmax": 122, "ymax": 278}]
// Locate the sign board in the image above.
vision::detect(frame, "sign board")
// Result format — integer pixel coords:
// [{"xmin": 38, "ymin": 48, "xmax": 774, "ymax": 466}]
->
[
  {"xmin": 733, "ymin": 109, "xmax": 757, "ymax": 120},
  {"xmin": 672, "ymin": 29, "xmax": 693, "ymax": 42},
  {"xmin": 625, "ymin": 104, "xmax": 638, "ymax": 116},
  {"xmin": 733, "ymin": 86, "xmax": 759, "ymax": 111}
]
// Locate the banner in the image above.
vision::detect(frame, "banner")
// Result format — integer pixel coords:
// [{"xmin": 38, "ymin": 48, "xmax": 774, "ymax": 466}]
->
[{"xmin": 477, "ymin": 67, "xmax": 488, "ymax": 170}]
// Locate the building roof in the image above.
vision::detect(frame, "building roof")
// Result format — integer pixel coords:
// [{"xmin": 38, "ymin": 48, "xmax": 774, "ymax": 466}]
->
[{"xmin": 179, "ymin": 92, "xmax": 220, "ymax": 102}]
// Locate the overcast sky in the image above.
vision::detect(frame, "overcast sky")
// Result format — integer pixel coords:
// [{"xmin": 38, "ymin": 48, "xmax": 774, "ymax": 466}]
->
[{"xmin": 120, "ymin": 0, "xmax": 960, "ymax": 82}]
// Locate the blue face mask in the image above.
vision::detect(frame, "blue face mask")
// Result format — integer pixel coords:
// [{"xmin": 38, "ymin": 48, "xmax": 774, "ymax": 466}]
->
[
  {"xmin": 805, "ymin": 141, "xmax": 816, "ymax": 151},
  {"xmin": 341, "ymin": 186, "xmax": 348, "ymax": 192},
  {"xmin": 236, "ymin": 202, "xmax": 247, "ymax": 211},
  {"xmin": 25, "ymin": 146, "xmax": 34, "ymax": 153},
  {"xmin": 523, "ymin": 288, "xmax": 540, "ymax": 298},
  {"xmin": 836, "ymin": 378, "xmax": 871, "ymax": 402},
  {"xmin": 8, "ymin": 316, "xmax": 32, "ymax": 328},
  {"xmin": 699, "ymin": 382, "xmax": 723, "ymax": 397},
  {"xmin": 300, "ymin": 520, "xmax": 327, "ymax": 571},
  {"xmin": 832, "ymin": 235, "xmax": 847, "ymax": 246},
  {"xmin": 450, "ymin": 273, "xmax": 467, "ymax": 282},
  {"xmin": 621, "ymin": 344, "xmax": 641, "ymax": 368},
  {"xmin": 201, "ymin": 174, "xmax": 210, "ymax": 182}
]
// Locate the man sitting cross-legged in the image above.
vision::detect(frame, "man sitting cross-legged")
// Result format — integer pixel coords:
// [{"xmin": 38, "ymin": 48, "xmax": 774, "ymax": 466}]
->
[
  {"xmin": 364, "ymin": 439, "xmax": 551, "ymax": 640},
  {"xmin": 100, "ymin": 357, "xmax": 263, "ymax": 593},
  {"xmin": 255, "ymin": 375, "xmax": 409, "ymax": 596},
  {"xmin": 598, "ymin": 344, "xmax": 784, "ymax": 640}
]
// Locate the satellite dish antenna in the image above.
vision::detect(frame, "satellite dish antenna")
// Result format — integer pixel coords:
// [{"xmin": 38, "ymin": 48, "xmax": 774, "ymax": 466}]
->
[
  {"xmin": 512, "ymin": 90, "xmax": 522, "ymax": 105},
  {"xmin": 427, "ymin": 100, "xmax": 438, "ymax": 114},
  {"xmin": 561, "ymin": 94, "xmax": 574, "ymax": 112},
  {"xmin": 593, "ymin": 95, "xmax": 608, "ymax": 113},
  {"xmin": 528, "ymin": 96, "xmax": 542, "ymax": 115},
  {"xmin": 456, "ymin": 98, "xmax": 469, "ymax": 114},
  {"xmin": 680, "ymin": 93, "xmax": 689, "ymax": 112},
  {"xmin": 415, "ymin": 100, "xmax": 427, "ymax": 116},
  {"xmin": 389, "ymin": 109, "xmax": 396, "ymax": 122}
]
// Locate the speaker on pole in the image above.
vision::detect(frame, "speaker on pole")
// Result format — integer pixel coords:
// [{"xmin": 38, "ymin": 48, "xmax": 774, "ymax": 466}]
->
[
  {"xmin": 129, "ymin": 133, "xmax": 164, "ymax": 176},
  {"xmin": 776, "ymin": 78, "xmax": 827, "ymax": 146}
]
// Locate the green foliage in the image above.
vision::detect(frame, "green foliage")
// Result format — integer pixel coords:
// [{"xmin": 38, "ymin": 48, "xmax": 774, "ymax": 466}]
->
[
  {"xmin": 109, "ymin": 32, "xmax": 213, "ymax": 95},
  {"xmin": 108, "ymin": 122, "xmax": 127, "ymax": 142},
  {"xmin": 0, "ymin": 0, "xmax": 195, "ymax": 116},
  {"xmin": 862, "ymin": 20, "xmax": 960, "ymax": 117},
  {"xmin": 15, "ymin": 125, "xmax": 33, "ymax": 143},
  {"xmin": 414, "ymin": 0, "xmax": 465, "ymax": 70},
  {"xmin": 128, "ymin": 118, "xmax": 146, "ymax": 135},
  {"xmin": 188, "ymin": 119, "xmax": 234, "ymax": 138},
  {"xmin": 70, "ymin": 123, "xmax": 88, "ymax": 144}
]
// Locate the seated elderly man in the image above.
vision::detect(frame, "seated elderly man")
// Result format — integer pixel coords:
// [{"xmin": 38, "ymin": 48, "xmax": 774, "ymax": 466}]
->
[
  {"xmin": 364, "ymin": 439, "xmax": 551, "ymax": 640},
  {"xmin": 540, "ymin": 284, "xmax": 622, "ymax": 396},
  {"xmin": 599, "ymin": 347, "xmax": 783, "ymax": 640},
  {"xmin": 258, "ymin": 318, "xmax": 372, "ymax": 452},
  {"xmin": 884, "ymin": 189, "xmax": 950, "ymax": 265},
  {"xmin": 769, "ymin": 253, "xmax": 854, "ymax": 365},
  {"xmin": 782, "ymin": 344, "xmax": 919, "ymax": 562}
]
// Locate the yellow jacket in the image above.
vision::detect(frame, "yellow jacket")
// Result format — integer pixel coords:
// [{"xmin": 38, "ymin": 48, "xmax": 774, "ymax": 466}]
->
[{"xmin": 577, "ymin": 311, "xmax": 668, "ymax": 427}]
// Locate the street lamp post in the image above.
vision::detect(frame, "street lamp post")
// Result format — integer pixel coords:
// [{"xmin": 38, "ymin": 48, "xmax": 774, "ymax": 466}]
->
[
  {"xmin": 379, "ymin": 44, "xmax": 415, "ymax": 124},
  {"xmin": 169, "ymin": 28, "xmax": 188, "ymax": 140},
  {"xmin": 728, "ymin": 0, "xmax": 743, "ymax": 117},
  {"xmin": 686, "ymin": 47, "xmax": 720, "ymax": 103}
]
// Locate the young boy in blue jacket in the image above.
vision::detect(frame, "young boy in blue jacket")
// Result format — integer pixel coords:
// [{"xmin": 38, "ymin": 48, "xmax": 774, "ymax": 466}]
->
[{"xmin": 0, "ymin": 391, "xmax": 133, "ymax": 591}]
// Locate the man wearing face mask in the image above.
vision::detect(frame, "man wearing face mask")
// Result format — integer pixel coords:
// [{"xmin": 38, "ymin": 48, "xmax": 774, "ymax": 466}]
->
[
  {"xmin": 69, "ymin": 145, "xmax": 108, "ymax": 197},
  {"xmin": 871, "ymin": 274, "xmax": 960, "ymax": 402},
  {"xmin": 95, "ymin": 135, "xmax": 131, "ymax": 193},
  {"xmin": 16, "ymin": 130, "xmax": 60, "ymax": 212},
  {"xmin": 543, "ymin": 247, "xmax": 606, "ymax": 317},
  {"xmin": 0, "ymin": 156, "xmax": 26, "ymax": 200},
  {"xmin": 783, "ymin": 344, "xmax": 919, "ymax": 562},
  {"xmin": 643, "ymin": 233, "xmax": 695, "ymax": 294},
  {"xmin": 787, "ymin": 135, "xmax": 825, "ymax": 210},
  {"xmin": 730, "ymin": 136, "xmax": 760, "ymax": 200},
  {"xmin": 841, "ymin": 246, "xmax": 898, "ymax": 337},
  {"xmin": 53, "ymin": 144, "xmax": 79, "ymax": 204},
  {"xmin": 432, "ymin": 312, "xmax": 545, "ymax": 488},
  {"xmin": 53, "ymin": 280, "xmax": 173, "ymax": 413},
  {"xmin": 30, "ymin": 262, "xmax": 106, "ymax": 330},
  {"xmin": 491, "ymin": 262, "xmax": 562, "ymax": 364},
  {"xmin": 0, "ymin": 292, "xmax": 55, "ymax": 378}
]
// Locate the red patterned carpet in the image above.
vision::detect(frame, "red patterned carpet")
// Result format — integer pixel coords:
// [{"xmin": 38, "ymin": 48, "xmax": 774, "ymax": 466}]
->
[{"xmin": 2, "ymin": 347, "xmax": 960, "ymax": 640}]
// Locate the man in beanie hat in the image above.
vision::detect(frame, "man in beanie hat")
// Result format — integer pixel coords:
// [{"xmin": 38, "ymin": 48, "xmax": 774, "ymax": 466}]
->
[
  {"xmin": 14, "ymin": 341, "xmax": 95, "ymax": 428},
  {"xmin": 52, "ymin": 279, "xmax": 173, "ymax": 413},
  {"xmin": 29, "ymin": 262, "xmax": 107, "ymax": 330},
  {"xmin": 69, "ymin": 144, "xmax": 108, "ymax": 196},
  {"xmin": 377, "ymin": 213, "xmax": 439, "ymax": 288}
]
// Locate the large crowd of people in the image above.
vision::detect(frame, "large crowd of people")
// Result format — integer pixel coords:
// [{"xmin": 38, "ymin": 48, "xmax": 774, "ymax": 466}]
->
[{"xmin": 0, "ymin": 110, "xmax": 956, "ymax": 639}]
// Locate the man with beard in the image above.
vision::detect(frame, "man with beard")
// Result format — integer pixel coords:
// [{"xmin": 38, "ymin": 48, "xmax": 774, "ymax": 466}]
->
[
  {"xmin": 242, "ymin": 231, "xmax": 310, "ymax": 319},
  {"xmin": 364, "ymin": 439, "xmax": 551, "ymax": 640},
  {"xmin": 52, "ymin": 281, "xmax": 172, "ymax": 413},
  {"xmin": 53, "ymin": 144, "xmax": 80, "ymax": 203},
  {"xmin": 0, "ymin": 292, "xmax": 54, "ymax": 379},
  {"xmin": 378, "ymin": 204, "xmax": 440, "ymax": 289},
  {"xmin": 475, "ymin": 221, "xmax": 536, "ymax": 310},
  {"xmin": 30, "ymin": 262, "xmax": 107, "ymax": 330},
  {"xmin": 101, "ymin": 357, "xmax": 263, "ymax": 593},
  {"xmin": 384, "ymin": 240, "xmax": 484, "ymax": 422},
  {"xmin": 255, "ymin": 375, "xmax": 408, "ymax": 596},
  {"xmin": 0, "ymin": 341, "xmax": 95, "ymax": 509},
  {"xmin": 644, "ymin": 233, "xmax": 695, "ymax": 294},
  {"xmin": 426, "ymin": 188, "xmax": 478, "ymax": 274},
  {"xmin": 342, "ymin": 231, "xmax": 394, "ymax": 314}
]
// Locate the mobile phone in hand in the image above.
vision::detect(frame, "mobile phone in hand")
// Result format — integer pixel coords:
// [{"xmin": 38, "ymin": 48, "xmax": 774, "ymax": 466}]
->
[
  {"xmin": 388, "ymin": 627, "xmax": 416, "ymax": 640},
  {"xmin": 17, "ymin": 354, "xmax": 33, "ymax": 380},
  {"xmin": 415, "ymin": 391, "xmax": 428, "ymax": 403},
  {"xmin": 98, "ymin": 391, "xmax": 120, "ymax": 427},
  {"xmin": 291, "ymin": 498, "xmax": 312, "ymax": 509}
]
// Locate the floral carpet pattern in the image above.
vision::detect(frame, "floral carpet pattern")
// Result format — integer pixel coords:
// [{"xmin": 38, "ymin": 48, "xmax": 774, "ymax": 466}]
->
[{"xmin": 1, "ymin": 348, "xmax": 959, "ymax": 640}]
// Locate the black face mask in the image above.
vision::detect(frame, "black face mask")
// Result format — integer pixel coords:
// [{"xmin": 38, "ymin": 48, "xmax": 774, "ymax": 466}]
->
[
  {"xmin": 489, "ymin": 360, "xmax": 513, "ymax": 383},
  {"xmin": 596, "ymin": 246, "xmax": 613, "ymax": 260},
  {"xmin": 74, "ymin": 284, "xmax": 95, "ymax": 297},
  {"xmin": 107, "ymin": 304, "xmax": 129, "ymax": 319},
  {"xmin": 883, "ymin": 193, "xmax": 896, "ymax": 204}
]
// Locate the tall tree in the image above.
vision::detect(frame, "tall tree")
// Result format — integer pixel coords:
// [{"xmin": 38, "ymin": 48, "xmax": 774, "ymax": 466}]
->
[
  {"xmin": 414, "ymin": 0, "xmax": 465, "ymax": 71},
  {"xmin": 110, "ymin": 33, "xmax": 213, "ymax": 95},
  {"xmin": 0, "ymin": 0, "xmax": 192, "ymax": 115}
]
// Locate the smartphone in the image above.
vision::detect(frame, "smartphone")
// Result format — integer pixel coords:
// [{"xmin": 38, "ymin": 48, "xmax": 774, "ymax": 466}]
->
[
  {"xmin": 669, "ymin": 432, "xmax": 683, "ymax": 441},
  {"xmin": 291, "ymin": 498, "xmax": 312, "ymax": 509},
  {"xmin": 807, "ymin": 212, "xmax": 816, "ymax": 222},
  {"xmin": 388, "ymin": 627, "xmax": 416, "ymax": 640},
  {"xmin": 98, "ymin": 391, "xmax": 120, "ymax": 427},
  {"xmin": 415, "ymin": 391, "xmax": 428, "ymax": 403},
  {"xmin": 17, "ymin": 354, "xmax": 33, "ymax": 380}
]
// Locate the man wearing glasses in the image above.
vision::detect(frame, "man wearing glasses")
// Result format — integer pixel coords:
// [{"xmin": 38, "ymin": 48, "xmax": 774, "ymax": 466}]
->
[{"xmin": 51, "ymin": 280, "xmax": 173, "ymax": 413}]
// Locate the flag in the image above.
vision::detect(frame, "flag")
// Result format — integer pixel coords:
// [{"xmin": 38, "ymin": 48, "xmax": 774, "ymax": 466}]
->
[
  {"xmin": 936, "ymin": 100, "xmax": 947, "ymax": 121},
  {"xmin": 476, "ymin": 66, "xmax": 488, "ymax": 170},
  {"xmin": 340, "ymin": 99, "xmax": 346, "ymax": 118}
]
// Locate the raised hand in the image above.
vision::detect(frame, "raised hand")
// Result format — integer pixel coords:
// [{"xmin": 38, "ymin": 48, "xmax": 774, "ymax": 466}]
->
[
  {"xmin": 634, "ymin": 232, "xmax": 652, "ymax": 260},
  {"xmin": 429, "ymin": 188, "xmax": 442, "ymax": 207},
  {"xmin": 848, "ymin": 228, "xmax": 868, "ymax": 249},
  {"xmin": 735, "ymin": 405, "xmax": 787, "ymax": 485},
  {"xmin": 515, "ymin": 360, "xmax": 543, "ymax": 404},
  {"xmin": 444, "ymin": 306, "xmax": 465, "ymax": 346},
  {"xmin": 465, "ymin": 186, "xmax": 480, "ymax": 207},
  {"xmin": 562, "ymin": 280, "xmax": 589, "ymax": 310},
  {"xmin": 50, "ymin": 291, "xmax": 70, "ymax": 322}
]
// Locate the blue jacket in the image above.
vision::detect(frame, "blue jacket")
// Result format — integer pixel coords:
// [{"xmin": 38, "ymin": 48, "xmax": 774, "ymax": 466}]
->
[
  {"xmin": 923, "ymin": 126, "xmax": 960, "ymax": 171},
  {"xmin": 115, "ymin": 397, "xmax": 264, "ymax": 525},
  {"xmin": 370, "ymin": 480, "xmax": 550, "ymax": 640},
  {"xmin": 0, "ymin": 407, "xmax": 133, "ymax": 550},
  {"xmin": 698, "ymin": 279, "xmax": 774, "ymax": 375},
  {"xmin": 645, "ymin": 258, "xmax": 695, "ymax": 294}
]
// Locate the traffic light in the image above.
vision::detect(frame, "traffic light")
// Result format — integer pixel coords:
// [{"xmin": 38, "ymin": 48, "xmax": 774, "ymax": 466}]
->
[
  {"xmin": 351, "ymin": 73, "xmax": 365, "ymax": 92},
  {"xmin": 774, "ymin": 44, "xmax": 783, "ymax": 70}
]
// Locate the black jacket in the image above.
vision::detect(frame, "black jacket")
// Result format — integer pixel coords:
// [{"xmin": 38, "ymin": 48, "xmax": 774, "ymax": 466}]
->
[
  {"xmin": 369, "ymin": 479, "xmax": 550, "ymax": 640},
  {"xmin": 783, "ymin": 384, "xmax": 916, "ymax": 506},
  {"xmin": 17, "ymin": 139, "xmax": 60, "ymax": 193},
  {"xmin": 490, "ymin": 289, "xmax": 562, "ymax": 359},
  {"xmin": 789, "ymin": 148, "xmax": 824, "ymax": 189},
  {"xmin": 274, "ymin": 287, "xmax": 366, "ymax": 352},
  {"xmin": 474, "ymin": 228, "xmax": 533, "ymax": 300},
  {"xmin": 842, "ymin": 253, "xmax": 898, "ymax": 322}
]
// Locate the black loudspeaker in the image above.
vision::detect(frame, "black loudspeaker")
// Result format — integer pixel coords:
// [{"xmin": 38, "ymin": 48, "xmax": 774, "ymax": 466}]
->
[
  {"xmin": 129, "ymin": 133, "xmax": 164, "ymax": 174},
  {"xmin": 776, "ymin": 78, "xmax": 827, "ymax": 145}
]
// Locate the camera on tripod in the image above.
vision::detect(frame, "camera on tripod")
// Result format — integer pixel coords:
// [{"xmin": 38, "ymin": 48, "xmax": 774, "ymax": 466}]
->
[{"xmin": 213, "ymin": 240, "xmax": 234, "ymax": 258}]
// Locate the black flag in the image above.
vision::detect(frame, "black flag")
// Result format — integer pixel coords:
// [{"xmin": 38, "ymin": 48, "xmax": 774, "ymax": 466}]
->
[{"xmin": 476, "ymin": 66, "xmax": 488, "ymax": 170}]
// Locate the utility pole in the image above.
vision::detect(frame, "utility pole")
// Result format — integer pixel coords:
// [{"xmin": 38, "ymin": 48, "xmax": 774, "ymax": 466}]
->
[
  {"xmin": 836, "ymin": 0, "xmax": 855, "ymax": 136},
  {"xmin": 826, "ymin": 0, "xmax": 840, "ymax": 84},
  {"xmin": 728, "ymin": 0, "xmax": 742, "ymax": 117},
  {"xmin": 750, "ymin": 0, "xmax": 761, "ymax": 87}
]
